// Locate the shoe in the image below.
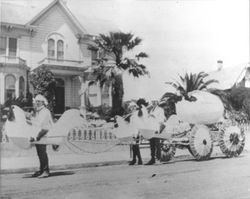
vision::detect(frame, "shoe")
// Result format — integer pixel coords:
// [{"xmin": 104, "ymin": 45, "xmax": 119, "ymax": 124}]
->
[
  {"xmin": 31, "ymin": 171, "xmax": 42, "ymax": 177},
  {"xmin": 52, "ymin": 145, "xmax": 60, "ymax": 151},
  {"xmin": 129, "ymin": 160, "xmax": 136, "ymax": 165},
  {"xmin": 138, "ymin": 161, "xmax": 143, "ymax": 165},
  {"xmin": 144, "ymin": 159, "xmax": 155, "ymax": 165},
  {"xmin": 38, "ymin": 171, "xmax": 50, "ymax": 178}
]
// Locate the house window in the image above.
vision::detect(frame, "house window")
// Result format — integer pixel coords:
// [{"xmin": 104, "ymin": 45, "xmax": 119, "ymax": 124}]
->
[
  {"xmin": 47, "ymin": 33, "xmax": 64, "ymax": 60},
  {"xmin": 19, "ymin": 76, "xmax": 25, "ymax": 97},
  {"xmin": 9, "ymin": 38, "xmax": 17, "ymax": 57},
  {"xmin": 0, "ymin": 37, "xmax": 7, "ymax": 55},
  {"xmin": 5, "ymin": 74, "xmax": 16, "ymax": 100},
  {"xmin": 57, "ymin": 40, "xmax": 64, "ymax": 60},
  {"xmin": 48, "ymin": 39, "xmax": 55, "ymax": 58},
  {"xmin": 0, "ymin": 37, "xmax": 17, "ymax": 56}
]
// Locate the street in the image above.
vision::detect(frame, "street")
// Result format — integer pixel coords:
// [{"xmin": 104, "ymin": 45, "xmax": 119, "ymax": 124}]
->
[{"xmin": 1, "ymin": 152, "xmax": 250, "ymax": 199}]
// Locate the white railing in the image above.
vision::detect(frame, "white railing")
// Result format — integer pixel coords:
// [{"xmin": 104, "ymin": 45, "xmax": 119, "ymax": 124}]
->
[
  {"xmin": 0, "ymin": 56, "xmax": 26, "ymax": 65},
  {"xmin": 38, "ymin": 58, "xmax": 83, "ymax": 68}
]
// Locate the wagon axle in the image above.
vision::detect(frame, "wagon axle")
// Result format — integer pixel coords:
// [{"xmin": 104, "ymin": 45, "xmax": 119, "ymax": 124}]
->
[{"xmin": 158, "ymin": 123, "xmax": 246, "ymax": 162}]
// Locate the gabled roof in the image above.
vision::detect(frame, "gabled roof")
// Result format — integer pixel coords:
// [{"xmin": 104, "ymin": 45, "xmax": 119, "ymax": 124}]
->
[
  {"xmin": 207, "ymin": 63, "xmax": 249, "ymax": 89},
  {"xmin": 26, "ymin": 0, "xmax": 87, "ymax": 35},
  {"xmin": 1, "ymin": 0, "xmax": 118, "ymax": 36}
]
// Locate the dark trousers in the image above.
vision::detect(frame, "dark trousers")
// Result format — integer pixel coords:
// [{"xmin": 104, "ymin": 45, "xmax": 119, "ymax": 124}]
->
[
  {"xmin": 149, "ymin": 138, "xmax": 161, "ymax": 161},
  {"xmin": 131, "ymin": 144, "xmax": 142, "ymax": 163},
  {"xmin": 35, "ymin": 144, "xmax": 49, "ymax": 173}
]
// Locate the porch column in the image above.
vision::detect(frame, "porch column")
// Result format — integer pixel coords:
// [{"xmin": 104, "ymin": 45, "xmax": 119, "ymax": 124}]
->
[
  {"xmin": 0, "ymin": 73, "xmax": 5, "ymax": 104},
  {"xmin": 78, "ymin": 76, "xmax": 89, "ymax": 108},
  {"xmin": 15, "ymin": 75, "xmax": 19, "ymax": 98},
  {"xmin": 96, "ymin": 82, "xmax": 102, "ymax": 106},
  {"xmin": 108, "ymin": 84, "xmax": 112, "ymax": 107}
]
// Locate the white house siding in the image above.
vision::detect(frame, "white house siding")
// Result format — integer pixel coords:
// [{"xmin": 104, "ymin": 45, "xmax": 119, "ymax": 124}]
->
[
  {"xmin": 28, "ymin": 4, "xmax": 89, "ymax": 69},
  {"xmin": 19, "ymin": 36, "xmax": 32, "ymax": 67},
  {"xmin": 79, "ymin": 44, "xmax": 92, "ymax": 67},
  {"xmin": 0, "ymin": 73, "xmax": 4, "ymax": 103},
  {"xmin": 16, "ymin": 3, "xmax": 91, "ymax": 110}
]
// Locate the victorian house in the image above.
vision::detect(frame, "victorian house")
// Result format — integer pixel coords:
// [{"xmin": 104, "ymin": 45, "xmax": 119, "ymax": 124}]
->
[{"xmin": 0, "ymin": 0, "xmax": 114, "ymax": 114}]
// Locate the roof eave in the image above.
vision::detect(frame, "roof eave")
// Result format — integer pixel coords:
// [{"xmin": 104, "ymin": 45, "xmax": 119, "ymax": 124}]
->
[
  {"xmin": 26, "ymin": 0, "xmax": 87, "ymax": 35},
  {"xmin": 1, "ymin": 22, "xmax": 38, "ymax": 31}
]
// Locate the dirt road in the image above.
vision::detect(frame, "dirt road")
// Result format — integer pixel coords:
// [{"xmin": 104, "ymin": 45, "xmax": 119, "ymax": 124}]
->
[{"xmin": 1, "ymin": 153, "xmax": 250, "ymax": 199}]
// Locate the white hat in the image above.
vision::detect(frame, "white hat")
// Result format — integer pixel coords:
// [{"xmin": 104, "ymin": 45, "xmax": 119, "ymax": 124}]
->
[{"xmin": 34, "ymin": 94, "xmax": 48, "ymax": 105}]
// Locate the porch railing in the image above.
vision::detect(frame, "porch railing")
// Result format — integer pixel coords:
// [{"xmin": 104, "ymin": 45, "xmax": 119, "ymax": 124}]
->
[
  {"xmin": 38, "ymin": 58, "xmax": 83, "ymax": 67},
  {"xmin": 0, "ymin": 56, "xmax": 26, "ymax": 65}
]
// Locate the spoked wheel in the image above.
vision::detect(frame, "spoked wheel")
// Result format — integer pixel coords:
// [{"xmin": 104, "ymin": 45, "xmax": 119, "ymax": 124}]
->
[
  {"xmin": 189, "ymin": 125, "xmax": 213, "ymax": 161},
  {"xmin": 219, "ymin": 126, "xmax": 245, "ymax": 158},
  {"xmin": 160, "ymin": 141, "xmax": 176, "ymax": 162}
]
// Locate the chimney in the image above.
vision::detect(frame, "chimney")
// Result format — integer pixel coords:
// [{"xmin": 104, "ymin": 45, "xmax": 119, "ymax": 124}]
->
[{"xmin": 217, "ymin": 60, "xmax": 223, "ymax": 71}]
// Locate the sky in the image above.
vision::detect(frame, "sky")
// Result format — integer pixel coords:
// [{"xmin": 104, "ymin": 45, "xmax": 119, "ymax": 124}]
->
[{"xmin": 2, "ymin": 0, "xmax": 250, "ymax": 101}]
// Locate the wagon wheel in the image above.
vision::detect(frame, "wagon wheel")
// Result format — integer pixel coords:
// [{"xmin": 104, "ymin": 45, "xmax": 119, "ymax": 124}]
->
[
  {"xmin": 189, "ymin": 125, "xmax": 213, "ymax": 161},
  {"xmin": 219, "ymin": 126, "xmax": 245, "ymax": 158},
  {"xmin": 160, "ymin": 142, "xmax": 176, "ymax": 162}
]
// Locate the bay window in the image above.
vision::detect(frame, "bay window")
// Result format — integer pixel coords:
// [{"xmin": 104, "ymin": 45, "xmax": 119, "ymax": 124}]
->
[{"xmin": 5, "ymin": 74, "xmax": 16, "ymax": 100}]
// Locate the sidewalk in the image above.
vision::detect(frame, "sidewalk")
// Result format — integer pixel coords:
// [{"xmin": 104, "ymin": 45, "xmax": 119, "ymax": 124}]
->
[
  {"xmin": 0, "ymin": 142, "xmax": 193, "ymax": 174},
  {"xmin": 2, "ymin": 142, "xmax": 247, "ymax": 175}
]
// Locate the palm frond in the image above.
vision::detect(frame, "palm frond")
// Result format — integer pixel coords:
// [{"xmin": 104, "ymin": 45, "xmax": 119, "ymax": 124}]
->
[{"xmin": 135, "ymin": 52, "xmax": 149, "ymax": 61}]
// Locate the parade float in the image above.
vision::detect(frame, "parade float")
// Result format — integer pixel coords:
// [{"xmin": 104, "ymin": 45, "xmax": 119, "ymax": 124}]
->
[
  {"xmin": 2, "ymin": 105, "xmax": 119, "ymax": 153},
  {"xmin": 2, "ymin": 89, "xmax": 246, "ymax": 161},
  {"xmin": 142, "ymin": 90, "xmax": 246, "ymax": 162}
]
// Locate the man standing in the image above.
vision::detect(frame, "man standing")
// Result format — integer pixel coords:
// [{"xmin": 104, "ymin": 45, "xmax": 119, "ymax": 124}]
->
[
  {"xmin": 145, "ymin": 95, "xmax": 178, "ymax": 165},
  {"xmin": 145, "ymin": 105, "xmax": 166, "ymax": 165},
  {"xmin": 29, "ymin": 94, "xmax": 53, "ymax": 178}
]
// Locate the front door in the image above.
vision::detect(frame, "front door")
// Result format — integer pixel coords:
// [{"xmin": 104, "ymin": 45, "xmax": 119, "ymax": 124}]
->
[{"xmin": 54, "ymin": 78, "xmax": 65, "ymax": 114}]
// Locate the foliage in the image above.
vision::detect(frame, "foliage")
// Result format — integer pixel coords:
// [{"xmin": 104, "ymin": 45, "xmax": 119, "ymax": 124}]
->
[
  {"xmin": 226, "ymin": 109, "xmax": 249, "ymax": 123},
  {"xmin": 166, "ymin": 72, "xmax": 218, "ymax": 100},
  {"xmin": 94, "ymin": 31, "xmax": 149, "ymax": 116},
  {"xmin": 230, "ymin": 87, "xmax": 250, "ymax": 111},
  {"xmin": 161, "ymin": 71, "xmax": 218, "ymax": 118},
  {"xmin": 159, "ymin": 92, "xmax": 182, "ymax": 119},
  {"xmin": 209, "ymin": 87, "xmax": 250, "ymax": 121},
  {"xmin": 86, "ymin": 104, "xmax": 112, "ymax": 121},
  {"xmin": 209, "ymin": 88, "xmax": 233, "ymax": 111},
  {"xmin": 29, "ymin": 67, "xmax": 56, "ymax": 113}
]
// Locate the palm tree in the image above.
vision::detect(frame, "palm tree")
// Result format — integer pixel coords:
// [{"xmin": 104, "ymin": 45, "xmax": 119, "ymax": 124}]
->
[
  {"xmin": 166, "ymin": 72, "xmax": 218, "ymax": 100},
  {"xmin": 94, "ymin": 32, "xmax": 149, "ymax": 116},
  {"xmin": 158, "ymin": 72, "xmax": 218, "ymax": 117}
]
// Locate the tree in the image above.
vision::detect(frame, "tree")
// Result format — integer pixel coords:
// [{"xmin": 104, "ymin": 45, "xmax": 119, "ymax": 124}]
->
[
  {"xmin": 29, "ymin": 68, "xmax": 56, "ymax": 113},
  {"xmin": 94, "ymin": 32, "xmax": 149, "ymax": 116},
  {"xmin": 210, "ymin": 86, "xmax": 250, "ymax": 121},
  {"xmin": 166, "ymin": 72, "xmax": 218, "ymax": 100},
  {"xmin": 159, "ymin": 72, "xmax": 218, "ymax": 117},
  {"xmin": 165, "ymin": 72, "xmax": 250, "ymax": 121}
]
